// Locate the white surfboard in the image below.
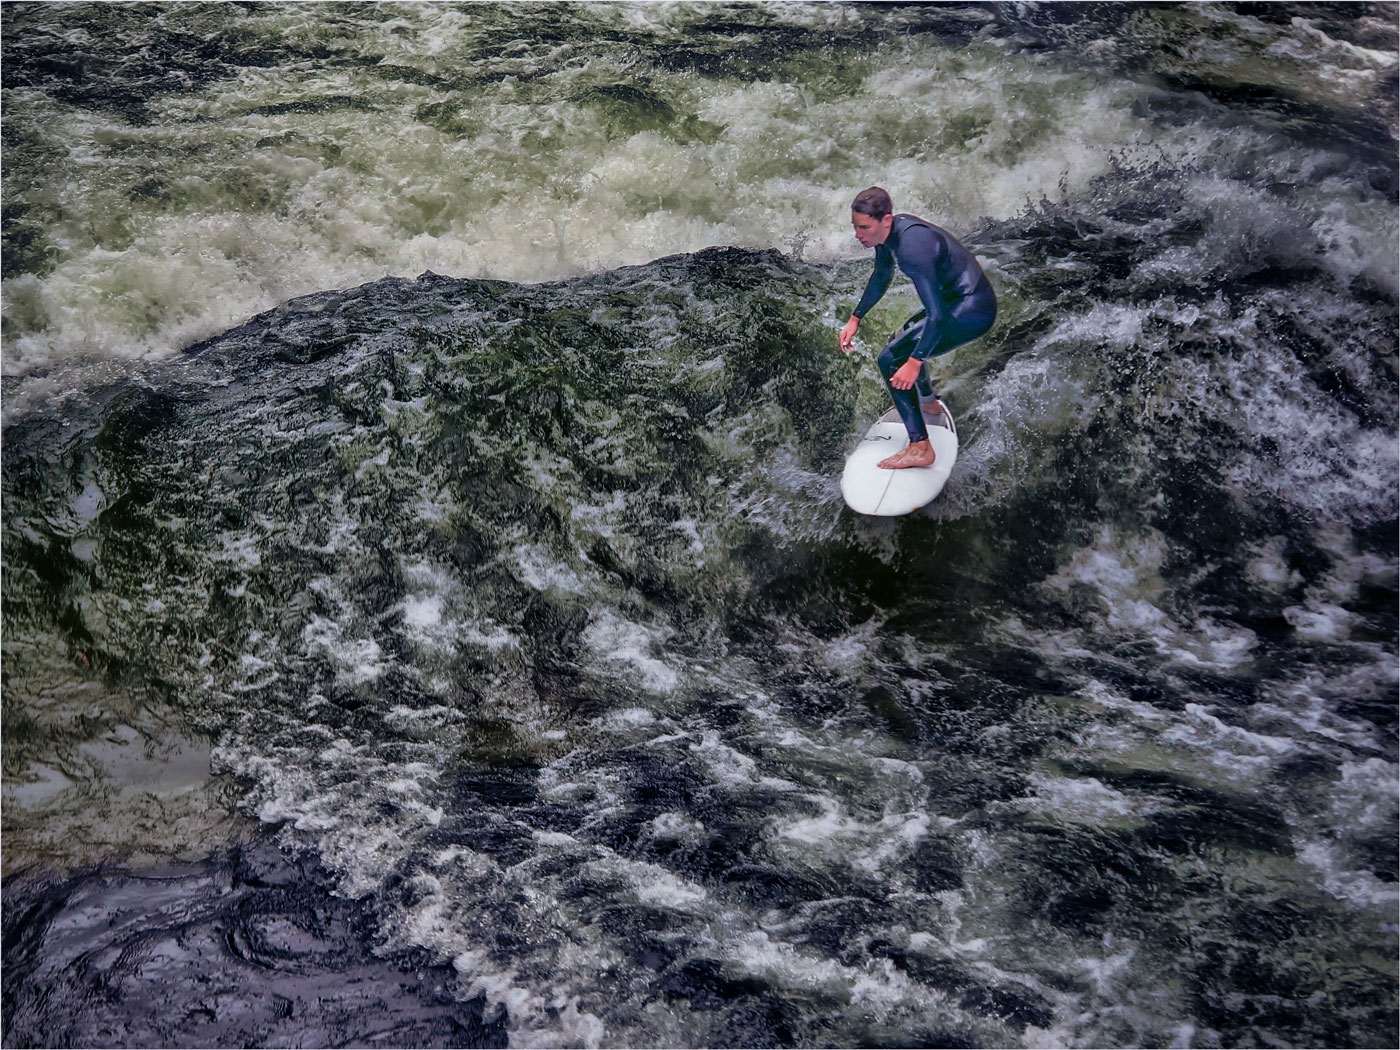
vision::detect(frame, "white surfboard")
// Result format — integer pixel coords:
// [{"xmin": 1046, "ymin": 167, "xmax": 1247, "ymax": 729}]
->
[{"xmin": 840, "ymin": 400, "xmax": 958, "ymax": 516}]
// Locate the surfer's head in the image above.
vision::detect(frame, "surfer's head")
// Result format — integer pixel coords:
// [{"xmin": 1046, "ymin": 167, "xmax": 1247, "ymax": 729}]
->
[{"xmin": 851, "ymin": 186, "xmax": 894, "ymax": 248}]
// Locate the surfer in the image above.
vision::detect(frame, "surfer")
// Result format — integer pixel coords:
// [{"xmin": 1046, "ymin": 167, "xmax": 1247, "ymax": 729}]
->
[{"xmin": 838, "ymin": 187, "xmax": 996, "ymax": 469}]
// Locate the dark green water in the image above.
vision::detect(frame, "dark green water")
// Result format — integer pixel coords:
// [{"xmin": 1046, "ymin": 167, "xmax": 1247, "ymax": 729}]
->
[{"xmin": 3, "ymin": 4, "xmax": 1396, "ymax": 1047}]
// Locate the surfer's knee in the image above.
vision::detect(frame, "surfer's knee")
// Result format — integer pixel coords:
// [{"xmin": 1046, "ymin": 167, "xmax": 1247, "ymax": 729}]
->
[{"xmin": 876, "ymin": 343, "xmax": 903, "ymax": 379}]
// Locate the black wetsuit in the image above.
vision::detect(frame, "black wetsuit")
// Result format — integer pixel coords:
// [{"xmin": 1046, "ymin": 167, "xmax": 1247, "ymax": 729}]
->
[{"xmin": 853, "ymin": 214, "xmax": 996, "ymax": 442}]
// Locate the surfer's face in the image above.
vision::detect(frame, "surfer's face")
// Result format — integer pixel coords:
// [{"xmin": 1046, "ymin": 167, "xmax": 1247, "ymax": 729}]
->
[{"xmin": 852, "ymin": 211, "xmax": 893, "ymax": 248}]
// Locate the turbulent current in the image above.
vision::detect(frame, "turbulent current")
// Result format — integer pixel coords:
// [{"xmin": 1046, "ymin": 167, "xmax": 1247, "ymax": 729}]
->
[{"xmin": 2, "ymin": 4, "xmax": 1397, "ymax": 1048}]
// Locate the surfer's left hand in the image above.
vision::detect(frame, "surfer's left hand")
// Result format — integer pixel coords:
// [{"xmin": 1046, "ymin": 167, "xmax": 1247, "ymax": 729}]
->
[
  {"xmin": 890, "ymin": 358, "xmax": 923, "ymax": 390},
  {"xmin": 839, "ymin": 316, "xmax": 860, "ymax": 353}
]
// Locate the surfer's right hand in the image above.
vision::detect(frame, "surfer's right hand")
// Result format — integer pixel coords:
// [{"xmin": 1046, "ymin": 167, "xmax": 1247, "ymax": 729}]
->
[{"xmin": 839, "ymin": 315, "xmax": 860, "ymax": 353}]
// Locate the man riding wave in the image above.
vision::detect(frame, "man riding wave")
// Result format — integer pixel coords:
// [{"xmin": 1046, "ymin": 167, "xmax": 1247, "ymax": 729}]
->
[{"xmin": 839, "ymin": 187, "xmax": 997, "ymax": 469}]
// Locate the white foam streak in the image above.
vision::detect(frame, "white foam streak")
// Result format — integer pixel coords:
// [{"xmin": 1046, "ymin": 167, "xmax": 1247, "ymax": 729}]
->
[
  {"xmin": 1298, "ymin": 838, "xmax": 1399, "ymax": 911},
  {"xmin": 1210, "ymin": 329, "xmax": 1398, "ymax": 523},
  {"xmin": 581, "ymin": 609, "xmax": 680, "ymax": 694}
]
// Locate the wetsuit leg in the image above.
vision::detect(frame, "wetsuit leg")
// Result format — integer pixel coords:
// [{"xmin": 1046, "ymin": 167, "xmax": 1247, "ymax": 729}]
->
[
  {"xmin": 916, "ymin": 361, "xmax": 937, "ymax": 402},
  {"xmin": 877, "ymin": 317, "xmax": 932, "ymax": 443},
  {"xmin": 877, "ymin": 288, "xmax": 997, "ymax": 443}
]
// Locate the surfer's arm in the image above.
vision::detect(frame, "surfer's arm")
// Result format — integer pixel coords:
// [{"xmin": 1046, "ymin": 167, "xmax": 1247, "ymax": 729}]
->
[
  {"xmin": 842, "ymin": 247, "xmax": 894, "ymax": 352},
  {"xmin": 852, "ymin": 245, "xmax": 894, "ymax": 320}
]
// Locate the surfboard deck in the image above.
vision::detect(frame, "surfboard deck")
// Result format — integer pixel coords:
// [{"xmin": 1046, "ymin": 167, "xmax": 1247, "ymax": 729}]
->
[{"xmin": 840, "ymin": 400, "xmax": 958, "ymax": 516}]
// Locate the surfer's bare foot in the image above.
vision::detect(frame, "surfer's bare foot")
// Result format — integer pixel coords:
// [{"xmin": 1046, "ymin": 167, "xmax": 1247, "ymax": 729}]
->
[{"xmin": 878, "ymin": 440, "xmax": 935, "ymax": 469}]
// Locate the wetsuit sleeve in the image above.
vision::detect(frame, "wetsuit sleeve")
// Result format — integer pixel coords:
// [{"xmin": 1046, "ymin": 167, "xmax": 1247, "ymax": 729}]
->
[
  {"xmin": 852, "ymin": 244, "xmax": 893, "ymax": 319},
  {"xmin": 900, "ymin": 225, "xmax": 949, "ymax": 361}
]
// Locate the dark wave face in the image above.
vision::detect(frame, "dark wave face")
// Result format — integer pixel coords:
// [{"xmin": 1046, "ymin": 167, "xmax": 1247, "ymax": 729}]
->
[{"xmin": 3, "ymin": 3, "xmax": 1397, "ymax": 1048}]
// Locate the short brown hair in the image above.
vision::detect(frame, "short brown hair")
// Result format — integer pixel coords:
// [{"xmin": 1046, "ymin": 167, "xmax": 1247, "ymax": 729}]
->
[{"xmin": 851, "ymin": 186, "xmax": 892, "ymax": 219}]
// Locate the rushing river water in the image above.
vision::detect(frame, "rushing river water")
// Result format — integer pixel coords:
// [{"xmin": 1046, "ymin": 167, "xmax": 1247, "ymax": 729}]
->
[{"xmin": 3, "ymin": 3, "xmax": 1397, "ymax": 1048}]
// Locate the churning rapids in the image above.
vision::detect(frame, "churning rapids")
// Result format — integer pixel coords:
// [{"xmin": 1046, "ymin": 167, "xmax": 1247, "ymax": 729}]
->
[{"xmin": 2, "ymin": 4, "xmax": 1396, "ymax": 1048}]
